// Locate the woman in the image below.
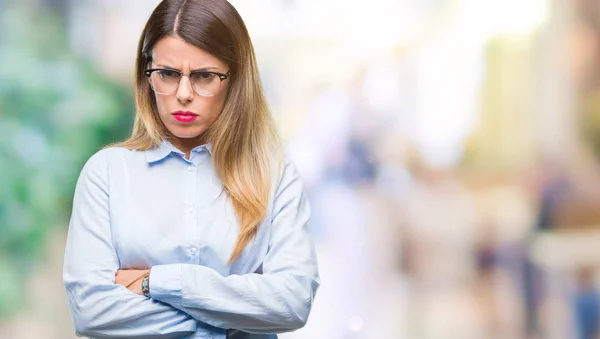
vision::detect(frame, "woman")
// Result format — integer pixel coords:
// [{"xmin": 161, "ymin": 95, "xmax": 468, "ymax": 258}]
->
[{"xmin": 62, "ymin": 1, "xmax": 319, "ymax": 338}]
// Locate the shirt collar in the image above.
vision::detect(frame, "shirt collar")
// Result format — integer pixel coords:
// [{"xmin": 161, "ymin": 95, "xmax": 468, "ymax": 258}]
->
[
  {"xmin": 145, "ymin": 139, "xmax": 213, "ymax": 164},
  {"xmin": 192, "ymin": 143, "xmax": 213, "ymax": 155}
]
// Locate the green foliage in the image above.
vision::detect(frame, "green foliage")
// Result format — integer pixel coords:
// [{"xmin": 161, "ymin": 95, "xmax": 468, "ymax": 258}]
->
[
  {"xmin": 0, "ymin": 3, "xmax": 134, "ymax": 317},
  {"xmin": 581, "ymin": 92, "xmax": 600, "ymax": 158}
]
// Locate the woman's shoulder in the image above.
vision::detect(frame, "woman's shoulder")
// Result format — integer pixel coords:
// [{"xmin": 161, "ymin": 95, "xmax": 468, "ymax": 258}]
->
[
  {"xmin": 271, "ymin": 155, "xmax": 305, "ymax": 191},
  {"xmin": 81, "ymin": 146, "xmax": 145, "ymax": 171}
]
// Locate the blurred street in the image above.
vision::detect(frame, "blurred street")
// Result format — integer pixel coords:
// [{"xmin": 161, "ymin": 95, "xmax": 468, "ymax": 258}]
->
[{"xmin": 4, "ymin": 0, "xmax": 600, "ymax": 338}]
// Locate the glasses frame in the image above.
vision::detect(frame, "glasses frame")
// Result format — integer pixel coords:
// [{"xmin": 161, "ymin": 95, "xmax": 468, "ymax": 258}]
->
[{"xmin": 144, "ymin": 68, "xmax": 231, "ymax": 97}]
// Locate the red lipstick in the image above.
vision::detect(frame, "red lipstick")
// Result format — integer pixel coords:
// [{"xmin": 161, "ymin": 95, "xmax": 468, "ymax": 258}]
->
[{"xmin": 172, "ymin": 111, "xmax": 198, "ymax": 123}]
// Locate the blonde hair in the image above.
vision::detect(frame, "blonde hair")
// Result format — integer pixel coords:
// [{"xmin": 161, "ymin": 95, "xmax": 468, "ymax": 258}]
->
[{"xmin": 112, "ymin": 0, "xmax": 281, "ymax": 264}]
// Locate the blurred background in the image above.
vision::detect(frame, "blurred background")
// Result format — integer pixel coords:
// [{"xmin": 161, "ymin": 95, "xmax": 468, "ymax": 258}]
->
[{"xmin": 3, "ymin": 0, "xmax": 600, "ymax": 338}]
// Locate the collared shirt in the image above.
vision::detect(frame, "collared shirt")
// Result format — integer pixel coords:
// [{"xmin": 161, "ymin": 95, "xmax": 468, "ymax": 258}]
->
[{"xmin": 62, "ymin": 140, "xmax": 320, "ymax": 339}]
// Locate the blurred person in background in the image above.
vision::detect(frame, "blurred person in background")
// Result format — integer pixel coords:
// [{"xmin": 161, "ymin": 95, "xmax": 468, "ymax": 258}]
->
[
  {"xmin": 62, "ymin": 1, "xmax": 319, "ymax": 338},
  {"xmin": 573, "ymin": 267, "xmax": 600, "ymax": 339}
]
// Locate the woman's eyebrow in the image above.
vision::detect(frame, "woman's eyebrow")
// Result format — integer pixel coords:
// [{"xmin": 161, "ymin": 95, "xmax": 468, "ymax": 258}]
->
[
  {"xmin": 191, "ymin": 67, "xmax": 219, "ymax": 72},
  {"xmin": 154, "ymin": 64, "xmax": 179, "ymax": 70},
  {"xmin": 154, "ymin": 64, "xmax": 219, "ymax": 72}
]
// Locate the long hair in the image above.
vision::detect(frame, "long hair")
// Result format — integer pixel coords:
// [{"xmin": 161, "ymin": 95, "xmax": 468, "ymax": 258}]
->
[{"xmin": 113, "ymin": 0, "xmax": 281, "ymax": 264}]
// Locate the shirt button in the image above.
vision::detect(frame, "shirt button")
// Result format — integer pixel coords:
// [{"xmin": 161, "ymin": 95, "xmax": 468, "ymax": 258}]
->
[
  {"xmin": 190, "ymin": 247, "xmax": 198, "ymax": 255},
  {"xmin": 185, "ymin": 206, "xmax": 194, "ymax": 214},
  {"xmin": 188, "ymin": 165, "xmax": 195, "ymax": 172}
]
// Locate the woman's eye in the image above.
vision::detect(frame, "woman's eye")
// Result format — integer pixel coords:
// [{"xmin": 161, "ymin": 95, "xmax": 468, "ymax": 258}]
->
[
  {"xmin": 193, "ymin": 73, "xmax": 215, "ymax": 82},
  {"xmin": 158, "ymin": 70, "xmax": 179, "ymax": 79}
]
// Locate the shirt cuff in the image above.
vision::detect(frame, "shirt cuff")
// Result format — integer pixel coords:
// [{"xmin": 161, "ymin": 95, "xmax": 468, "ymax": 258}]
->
[{"xmin": 150, "ymin": 264, "xmax": 183, "ymax": 309}]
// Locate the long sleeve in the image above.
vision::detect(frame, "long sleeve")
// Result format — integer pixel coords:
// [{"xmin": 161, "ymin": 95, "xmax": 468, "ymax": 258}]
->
[
  {"xmin": 149, "ymin": 161, "xmax": 320, "ymax": 334},
  {"xmin": 63, "ymin": 150, "xmax": 198, "ymax": 338}
]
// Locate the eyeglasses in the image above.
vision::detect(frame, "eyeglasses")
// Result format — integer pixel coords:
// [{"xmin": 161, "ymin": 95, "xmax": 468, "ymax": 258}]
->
[{"xmin": 144, "ymin": 68, "xmax": 231, "ymax": 97}]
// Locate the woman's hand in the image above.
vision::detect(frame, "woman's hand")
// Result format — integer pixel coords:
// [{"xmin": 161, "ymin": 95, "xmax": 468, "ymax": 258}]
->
[{"xmin": 115, "ymin": 269, "xmax": 150, "ymax": 295}]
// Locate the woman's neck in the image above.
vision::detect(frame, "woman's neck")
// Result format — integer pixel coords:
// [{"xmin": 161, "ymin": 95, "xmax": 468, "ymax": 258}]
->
[{"xmin": 168, "ymin": 134, "xmax": 208, "ymax": 160}]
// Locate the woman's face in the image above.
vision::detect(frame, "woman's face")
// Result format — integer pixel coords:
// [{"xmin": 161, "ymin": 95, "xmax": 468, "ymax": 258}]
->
[{"xmin": 150, "ymin": 35, "xmax": 230, "ymax": 144}]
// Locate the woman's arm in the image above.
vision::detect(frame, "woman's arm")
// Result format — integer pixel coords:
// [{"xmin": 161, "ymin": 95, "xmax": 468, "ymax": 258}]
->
[
  {"xmin": 63, "ymin": 150, "xmax": 198, "ymax": 338},
  {"xmin": 148, "ymin": 161, "xmax": 320, "ymax": 334}
]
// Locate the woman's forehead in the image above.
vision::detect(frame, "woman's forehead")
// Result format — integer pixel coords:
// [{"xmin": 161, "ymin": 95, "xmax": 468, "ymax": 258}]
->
[{"xmin": 151, "ymin": 36, "xmax": 226, "ymax": 70}]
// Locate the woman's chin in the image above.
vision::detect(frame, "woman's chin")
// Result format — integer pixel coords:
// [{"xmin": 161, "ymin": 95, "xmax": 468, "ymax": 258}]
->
[{"xmin": 167, "ymin": 126, "xmax": 206, "ymax": 140}]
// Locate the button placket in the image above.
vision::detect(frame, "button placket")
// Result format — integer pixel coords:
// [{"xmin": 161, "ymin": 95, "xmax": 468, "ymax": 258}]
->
[{"xmin": 183, "ymin": 160, "xmax": 198, "ymax": 261}]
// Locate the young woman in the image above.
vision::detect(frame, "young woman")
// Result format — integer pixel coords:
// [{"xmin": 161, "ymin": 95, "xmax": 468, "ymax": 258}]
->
[{"xmin": 63, "ymin": 1, "xmax": 319, "ymax": 338}]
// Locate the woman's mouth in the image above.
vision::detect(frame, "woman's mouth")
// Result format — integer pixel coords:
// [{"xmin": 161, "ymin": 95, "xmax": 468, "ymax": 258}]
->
[{"xmin": 172, "ymin": 111, "xmax": 199, "ymax": 123}]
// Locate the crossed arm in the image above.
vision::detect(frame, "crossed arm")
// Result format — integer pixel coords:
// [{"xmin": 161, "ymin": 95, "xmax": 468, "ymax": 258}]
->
[{"xmin": 63, "ymin": 152, "xmax": 319, "ymax": 338}]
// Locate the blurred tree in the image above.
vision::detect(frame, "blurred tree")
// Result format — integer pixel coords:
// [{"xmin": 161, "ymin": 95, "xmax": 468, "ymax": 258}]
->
[
  {"xmin": 0, "ymin": 2, "xmax": 133, "ymax": 317},
  {"xmin": 577, "ymin": 0, "xmax": 600, "ymax": 160}
]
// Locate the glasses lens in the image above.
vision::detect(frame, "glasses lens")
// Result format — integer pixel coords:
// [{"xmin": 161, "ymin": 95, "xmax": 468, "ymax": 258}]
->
[
  {"xmin": 191, "ymin": 72, "xmax": 221, "ymax": 97},
  {"xmin": 150, "ymin": 70, "xmax": 180, "ymax": 94}
]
